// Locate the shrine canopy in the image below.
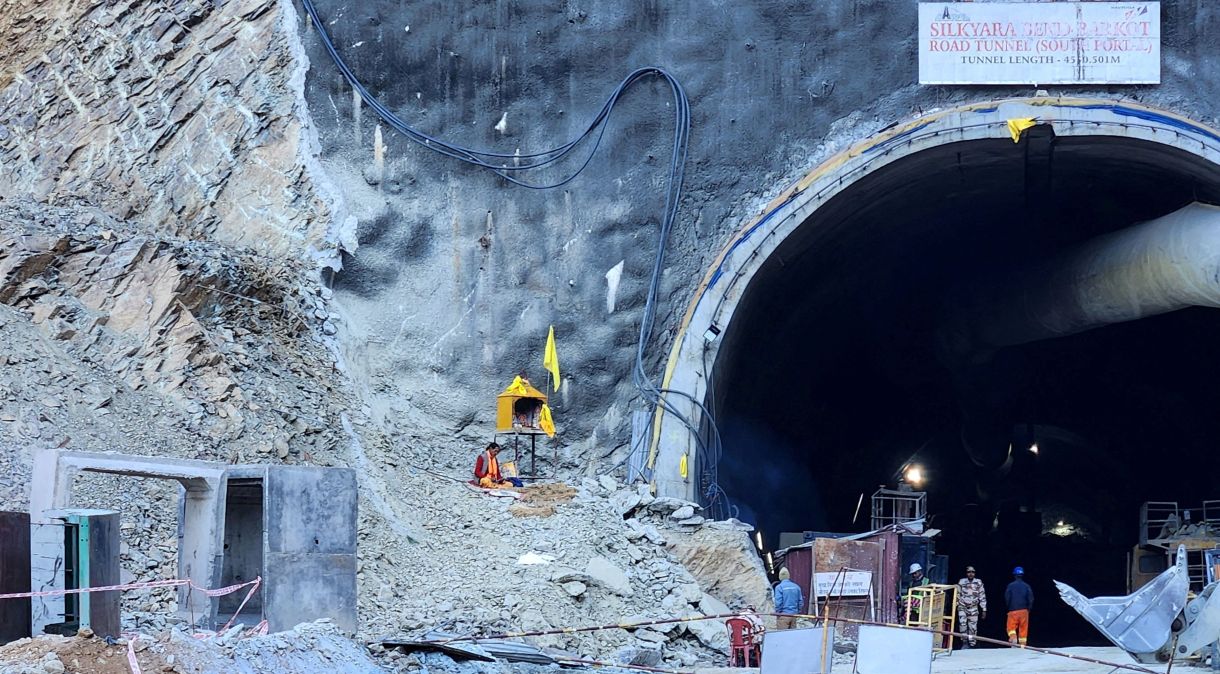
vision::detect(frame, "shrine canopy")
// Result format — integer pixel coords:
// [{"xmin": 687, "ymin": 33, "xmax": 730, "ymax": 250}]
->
[{"xmin": 496, "ymin": 376, "xmax": 549, "ymax": 434}]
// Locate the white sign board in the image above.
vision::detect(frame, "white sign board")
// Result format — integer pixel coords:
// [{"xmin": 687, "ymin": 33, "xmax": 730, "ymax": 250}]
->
[
  {"xmin": 918, "ymin": 2, "xmax": 1160, "ymax": 85},
  {"xmin": 813, "ymin": 571, "xmax": 872, "ymax": 597}
]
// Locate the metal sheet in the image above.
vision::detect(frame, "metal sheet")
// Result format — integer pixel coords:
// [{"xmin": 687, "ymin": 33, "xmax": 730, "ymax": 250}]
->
[
  {"xmin": 856, "ymin": 625, "xmax": 933, "ymax": 674},
  {"xmin": 760, "ymin": 625, "xmax": 835, "ymax": 674},
  {"xmin": 813, "ymin": 538, "xmax": 882, "ymax": 642},
  {"xmin": 783, "ymin": 547, "xmax": 813, "ymax": 614},
  {"xmin": 919, "ymin": 2, "xmax": 1161, "ymax": 85},
  {"xmin": 0, "ymin": 512, "xmax": 30, "ymax": 643},
  {"xmin": 84, "ymin": 511, "xmax": 121, "ymax": 640}
]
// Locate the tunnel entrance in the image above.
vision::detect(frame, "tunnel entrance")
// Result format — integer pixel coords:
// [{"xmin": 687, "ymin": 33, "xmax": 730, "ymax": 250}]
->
[{"xmin": 690, "ymin": 107, "xmax": 1220, "ymax": 647}]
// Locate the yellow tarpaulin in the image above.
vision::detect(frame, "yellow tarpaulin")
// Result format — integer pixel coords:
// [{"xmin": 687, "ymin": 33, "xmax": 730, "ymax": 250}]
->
[
  {"xmin": 502, "ymin": 375, "xmax": 530, "ymax": 397},
  {"xmin": 1008, "ymin": 117, "xmax": 1037, "ymax": 143},
  {"xmin": 543, "ymin": 326, "xmax": 561, "ymax": 392},
  {"xmin": 539, "ymin": 403, "xmax": 556, "ymax": 438}
]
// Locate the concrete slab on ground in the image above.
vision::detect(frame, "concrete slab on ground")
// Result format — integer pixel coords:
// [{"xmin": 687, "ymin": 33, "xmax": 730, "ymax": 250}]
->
[{"xmin": 931, "ymin": 647, "xmax": 1171, "ymax": 673}]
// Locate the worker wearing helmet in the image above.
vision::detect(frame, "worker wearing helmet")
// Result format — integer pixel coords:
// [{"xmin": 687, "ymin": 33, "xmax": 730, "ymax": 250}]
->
[
  {"xmin": 1005, "ymin": 566, "xmax": 1034, "ymax": 645},
  {"xmin": 903, "ymin": 562, "xmax": 931, "ymax": 622}
]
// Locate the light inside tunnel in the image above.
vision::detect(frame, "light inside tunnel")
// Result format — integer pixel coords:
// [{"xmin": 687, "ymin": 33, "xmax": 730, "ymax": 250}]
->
[{"xmin": 709, "ymin": 128, "xmax": 1220, "ymax": 646}]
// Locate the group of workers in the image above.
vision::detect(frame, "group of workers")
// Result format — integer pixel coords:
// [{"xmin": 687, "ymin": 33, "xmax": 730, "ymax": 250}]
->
[
  {"xmin": 769, "ymin": 562, "xmax": 1034, "ymax": 648},
  {"xmin": 905, "ymin": 562, "xmax": 1033, "ymax": 647}
]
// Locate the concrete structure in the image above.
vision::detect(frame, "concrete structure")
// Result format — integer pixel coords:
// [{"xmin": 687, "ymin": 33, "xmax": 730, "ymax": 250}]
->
[
  {"xmin": 39, "ymin": 509, "xmax": 121, "ymax": 640},
  {"xmin": 29, "ymin": 450, "xmax": 357, "ymax": 634}
]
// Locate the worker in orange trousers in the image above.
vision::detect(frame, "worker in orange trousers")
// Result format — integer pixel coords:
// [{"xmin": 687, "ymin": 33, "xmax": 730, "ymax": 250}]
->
[{"xmin": 1004, "ymin": 566, "xmax": 1033, "ymax": 645}]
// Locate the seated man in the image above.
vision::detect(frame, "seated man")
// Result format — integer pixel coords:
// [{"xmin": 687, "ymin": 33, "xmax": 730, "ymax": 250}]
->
[{"xmin": 474, "ymin": 442, "xmax": 523, "ymax": 488}]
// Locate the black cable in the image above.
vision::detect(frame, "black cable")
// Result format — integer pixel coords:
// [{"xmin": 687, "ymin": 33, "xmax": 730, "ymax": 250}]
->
[{"xmin": 300, "ymin": 0, "xmax": 730, "ymax": 515}]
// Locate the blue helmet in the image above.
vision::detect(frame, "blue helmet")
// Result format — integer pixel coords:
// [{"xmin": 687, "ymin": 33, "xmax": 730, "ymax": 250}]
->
[{"xmin": 1013, "ymin": 566, "xmax": 1025, "ymax": 576}]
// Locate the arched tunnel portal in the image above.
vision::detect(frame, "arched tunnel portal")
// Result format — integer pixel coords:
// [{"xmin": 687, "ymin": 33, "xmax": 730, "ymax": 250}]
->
[{"xmin": 652, "ymin": 98, "xmax": 1220, "ymax": 645}]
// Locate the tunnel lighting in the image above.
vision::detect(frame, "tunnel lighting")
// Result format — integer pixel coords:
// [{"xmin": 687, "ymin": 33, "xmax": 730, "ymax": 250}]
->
[
  {"xmin": 765, "ymin": 551, "xmax": 775, "ymax": 575},
  {"xmin": 1058, "ymin": 520, "xmax": 1065, "ymax": 526},
  {"xmin": 754, "ymin": 531, "xmax": 763, "ymax": 550},
  {"xmin": 904, "ymin": 465, "xmax": 924, "ymax": 486},
  {"xmin": 1029, "ymin": 443, "xmax": 1039, "ymax": 454}
]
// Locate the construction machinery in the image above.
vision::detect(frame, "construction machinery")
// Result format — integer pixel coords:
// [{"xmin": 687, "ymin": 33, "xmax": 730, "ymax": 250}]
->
[
  {"xmin": 1128, "ymin": 501, "xmax": 1220, "ymax": 593},
  {"xmin": 1058, "ymin": 544, "xmax": 1220, "ymax": 665}
]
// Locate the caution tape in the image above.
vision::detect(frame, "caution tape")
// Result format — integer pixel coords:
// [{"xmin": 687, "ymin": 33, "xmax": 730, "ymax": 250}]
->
[
  {"xmin": 126, "ymin": 634, "xmax": 142, "ymax": 674},
  {"xmin": 0, "ymin": 578, "xmax": 189, "ymax": 600},
  {"xmin": 0, "ymin": 576, "xmax": 260, "ymax": 602}
]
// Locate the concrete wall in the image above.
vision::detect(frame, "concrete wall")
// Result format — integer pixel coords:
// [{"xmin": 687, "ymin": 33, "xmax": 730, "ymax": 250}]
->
[
  {"xmin": 263, "ymin": 466, "xmax": 358, "ymax": 633},
  {"xmin": 299, "ymin": 1, "xmax": 1220, "ymax": 479}
]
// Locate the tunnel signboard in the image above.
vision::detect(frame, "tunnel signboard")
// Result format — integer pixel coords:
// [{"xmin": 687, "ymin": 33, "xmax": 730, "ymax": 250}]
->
[{"xmin": 919, "ymin": 2, "xmax": 1160, "ymax": 85}]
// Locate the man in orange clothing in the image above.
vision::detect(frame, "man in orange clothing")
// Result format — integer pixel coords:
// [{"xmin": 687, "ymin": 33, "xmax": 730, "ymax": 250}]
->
[
  {"xmin": 474, "ymin": 442, "xmax": 522, "ymax": 488},
  {"xmin": 1005, "ymin": 566, "xmax": 1033, "ymax": 645}
]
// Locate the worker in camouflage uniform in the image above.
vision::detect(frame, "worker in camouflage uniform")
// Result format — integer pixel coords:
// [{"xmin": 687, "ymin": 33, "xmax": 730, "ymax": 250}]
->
[{"xmin": 956, "ymin": 565, "xmax": 987, "ymax": 648}]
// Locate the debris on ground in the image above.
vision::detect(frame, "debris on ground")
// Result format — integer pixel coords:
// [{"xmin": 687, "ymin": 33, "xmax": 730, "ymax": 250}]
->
[
  {"xmin": 0, "ymin": 621, "xmax": 381, "ymax": 674},
  {"xmin": 509, "ymin": 482, "xmax": 579, "ymax": 518}
]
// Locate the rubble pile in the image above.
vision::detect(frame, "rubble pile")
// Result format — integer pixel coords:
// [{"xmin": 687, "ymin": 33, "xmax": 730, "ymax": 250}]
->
[
  {"xmin": 361, "ymin": 468, "xmax": 769, "ymax": 670},
  {"xmin": 0, "ymin": 620, "xmax": 382, "ymax": 674}
]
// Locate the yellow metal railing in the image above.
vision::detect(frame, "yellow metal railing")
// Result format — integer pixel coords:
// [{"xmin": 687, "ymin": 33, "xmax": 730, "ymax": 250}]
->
[{"xmin": 905, "ymin": 583, "xmax": 959, "ymax": 653}]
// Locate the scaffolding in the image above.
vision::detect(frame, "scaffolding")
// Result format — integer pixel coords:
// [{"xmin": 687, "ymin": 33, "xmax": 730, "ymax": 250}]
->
[
  {"xmin": 905, "ymin": 583, "xmax": 958, "ymax": 654},
  {"xmin": 871, "ymin": 487, "xmax": 927, "ymax": 532},
  {"xmin": 1138, "ymin": 500, "xmax": 1220, "ymax": 591}
]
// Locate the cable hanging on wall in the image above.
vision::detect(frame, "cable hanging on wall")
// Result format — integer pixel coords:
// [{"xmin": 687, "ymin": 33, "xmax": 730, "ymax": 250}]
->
[{"xmin": 299, "ymin": 0, "xmax": 734, "ymax": 519}]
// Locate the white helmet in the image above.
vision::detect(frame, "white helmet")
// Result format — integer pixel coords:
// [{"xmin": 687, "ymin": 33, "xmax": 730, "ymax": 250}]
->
[{"xmin": 909, "ymin": 563, "xmax": 923, "ymax": 574}]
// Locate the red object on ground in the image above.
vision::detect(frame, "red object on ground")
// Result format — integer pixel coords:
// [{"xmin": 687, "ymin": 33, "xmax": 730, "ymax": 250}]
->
[{"xmin": 725, "ymin": 617, "xmax": 762, "ymax": 667}]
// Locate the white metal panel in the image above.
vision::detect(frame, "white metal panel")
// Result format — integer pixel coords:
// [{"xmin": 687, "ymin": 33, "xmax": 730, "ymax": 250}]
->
[
  {"xmin": 760, "ymin": 625, "xmax": 835, "ymax": 674},
  {"xmin": 855, "ymin": 625, "xmax": 933, "ymax": 674}
]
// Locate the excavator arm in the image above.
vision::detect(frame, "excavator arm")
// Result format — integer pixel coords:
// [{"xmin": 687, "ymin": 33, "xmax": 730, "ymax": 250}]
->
[{"xmin": 1057, "ymin": 545, "xmax": 1220, "ymax": 664}]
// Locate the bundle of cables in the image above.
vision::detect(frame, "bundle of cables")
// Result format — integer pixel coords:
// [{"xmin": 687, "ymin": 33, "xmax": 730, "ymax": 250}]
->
[{"xmin": 300, "ymin": 0, "xmax": 734, "ymax": 519}]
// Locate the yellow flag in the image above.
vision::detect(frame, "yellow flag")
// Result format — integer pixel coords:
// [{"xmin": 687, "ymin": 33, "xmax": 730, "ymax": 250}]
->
[
  {"xmin": 543, "ymin": 325, "xmax": 561, "ymax": 392},
  {"xmin": 1008, "ymin": 117, "xmax": 1036, "ymax": 144},
  {"xmin": 539, "ymin": 403, "xmax": 556, "ymax": 438}
]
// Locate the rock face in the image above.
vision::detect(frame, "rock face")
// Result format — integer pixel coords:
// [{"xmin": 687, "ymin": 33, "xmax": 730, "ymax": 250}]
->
[
  {"xmin": 668, "ymin": 527, "xmax": 774, "ymax": 613},
  {"xmin": 0, "ymin": 0, "xmax": 337, "ymax": 257}
]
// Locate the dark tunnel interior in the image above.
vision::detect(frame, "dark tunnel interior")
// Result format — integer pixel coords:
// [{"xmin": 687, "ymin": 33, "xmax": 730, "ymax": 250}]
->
[{"xmin": 712, "ymin": 129, "xmax": 1220, "ymax": 646}]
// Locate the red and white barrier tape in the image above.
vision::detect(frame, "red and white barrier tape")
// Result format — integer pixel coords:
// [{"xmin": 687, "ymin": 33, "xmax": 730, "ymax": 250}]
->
[
  {"xmin": 126, "ymin": 634, "xmax": 142, "ymax": 674},
  {"xmin": 2, "ymin": 576, "xmax": 263, "ymax": 674},
  {"xmin": 0, "ymin": 576, "xmax": 260, "ymax": 601}
]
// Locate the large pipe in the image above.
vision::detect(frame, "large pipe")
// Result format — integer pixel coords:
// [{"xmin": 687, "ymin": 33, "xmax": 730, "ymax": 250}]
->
[{"xmin": 942, "ymin": 202, "xmax": 1220, "ymax": 361}]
